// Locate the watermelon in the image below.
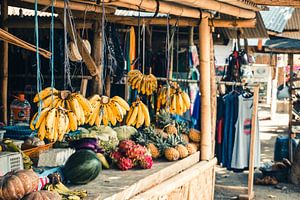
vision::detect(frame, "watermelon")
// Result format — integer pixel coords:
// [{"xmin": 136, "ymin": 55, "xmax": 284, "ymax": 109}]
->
[{"xmin": 62, "ymin": 150, "xmax": 102, "ymax": 185}]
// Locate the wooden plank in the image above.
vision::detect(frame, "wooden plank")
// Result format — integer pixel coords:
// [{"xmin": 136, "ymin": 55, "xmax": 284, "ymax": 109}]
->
[
  {"xmin": 215, "ymin": 185, "xmax": 248, "ymax": 194},
  {"xmin": 0, "ymin": 0, "xmax": 8, "ymax": 124},
  {"xmin": 131, "ymin": 158, "xmax": 217, "ymax": 200},
  {"xmin": 80, "ymin": 78, "xmax": 88, "ymax": 97},
  {"xmin": 248, "ymin": 86, "xmax": 259, "ymax": 199},
  {"xmin": 210, "ymin": 30, "xmax": 216, "ymax": 158},
  {"xmin": 199, "ymin": 17, "xmax": 211, "ymax": 161},
  {"xmin": 57, "ymin": 13, "xmax": 100, "ymax": 79},
  {"xmin": 288, "ymin": 53, "xmax": 294, "ymax": 162}
]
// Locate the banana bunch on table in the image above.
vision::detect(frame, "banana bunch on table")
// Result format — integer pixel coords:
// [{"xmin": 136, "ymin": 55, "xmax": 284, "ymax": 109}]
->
[
  {"xmin": 87, "ymin": 95, "xmax": 130, "ymax": 126},
  {"xmin": 127, "ymin": 70, "xmax": 158, "ymax": 95},
  {"xmin": 30, "ymin": 87, "xmax": 92, "ymax": 142},
  {"xmin": 126, "ymin": 97, "xmax": 150, "ymax": 128},
  {"xmin": 157, "ymin": 82, "xmax": 191, "ymax": 116},
  {"xmin": 46, "ymin": 181, "xmax": 87, "ymax": 200}
]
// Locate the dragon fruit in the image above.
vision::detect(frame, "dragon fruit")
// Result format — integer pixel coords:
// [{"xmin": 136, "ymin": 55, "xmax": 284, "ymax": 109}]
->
[
  {"xmin": 126, "ymin": 144, "xmax": 147, "ymax": 160},
  {"xmin": 117, "ymin": 157, "xmax": 134, "ymax": 171},
  {"xmin": 139, "ymin": 155, "xmax": 153, "ymax": 169},
  {"xmin": 110, "ymin": 151, "xmax": 122, "ymax": 163},
  {"xmin": 118, "ymin": 140, "xmax": 136, "ymax": 154}
]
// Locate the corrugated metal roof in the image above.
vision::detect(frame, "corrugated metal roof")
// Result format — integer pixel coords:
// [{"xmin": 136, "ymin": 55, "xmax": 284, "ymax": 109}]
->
[
  {"xmin": 280, "ymin": 8, "xmax": 300, "ymax": 39},
  {"xmin": 8, "ymin": 6, "xmax": 58, "ymax": 17},
  {"xmin": 265, "ymin": 36, "xmax": 300, "ymax": 53},
  {"xmin": 260, "ymin": 6, "xmax": 294, "ymax": 33},
  {"xmin": 215, "ymin": 12, "xmax": 268, "ymax": 39}
]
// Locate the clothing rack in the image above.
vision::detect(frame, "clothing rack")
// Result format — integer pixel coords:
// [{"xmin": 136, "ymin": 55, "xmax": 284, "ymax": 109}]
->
[
  {"xmin": 156, "ymin": 77, "xmax": 199, "ymax": 83},
  {"xmin": 215, "ymin": 83, "xmax": 259, "ymax": 199}
]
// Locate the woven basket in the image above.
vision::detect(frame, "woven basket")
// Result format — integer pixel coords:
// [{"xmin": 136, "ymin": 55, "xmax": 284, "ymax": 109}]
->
[{"xmin": 23, "ymin": 142, "xmax": 54, "ymax": 159}]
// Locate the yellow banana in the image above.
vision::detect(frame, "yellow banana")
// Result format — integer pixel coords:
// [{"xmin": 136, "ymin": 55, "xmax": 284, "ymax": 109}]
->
[
  {"xmin": 181, "ymin": 91, "xmax": 191, "ymax": 110},
  {"xmin": 69, "ymin": 97, "xmax": 84, "ymax": 125},
  {"xmin": 106, "ymin": 104, "xmax": 116, "ymax": 126},
  {"xmin": 46, "ymin": 108, "xmax": 57, "ymax": 141},
  {"xmin": 34, "ymin": 107, "xmax": 51, "ymax": 129},
  {"xmin": 88, "ymin": 94, "xmax": 101, "ymax": 106},
  {"xmin": 141, "ymin": 102, "xmax": 150, "ymax": 127},
  {"xmin": 127, "ymin": 104, "xmax": 138, "ymax": 126},
  {"xmin": 67, "ymin": 111, "xmax": 78, "ymax": 131},
  {"xmin": 33, "ymin": 87, "xmax": 58, "ymax": 103},
  {"xmin": 74, "ymin": 93, "xmax": 92, "ymax": 114},
  {"xmin": 126, "ymin": 104, "xmax": 134, "ymax": 124},
  {"xmin": 37, "ymin": 118, "xmax": 46, "ymax": 141},
  {"xmin": 136, "ymin": 103, "xmax": 144, "ymax": 128},
  {"xmin": 95, "ymin": 110, "xmax": 102, "ymax": 127},
  {"xmin": 88, "ymin": 102, "xmax": 101, "ymax": 126},
  {"xmin": 102, "ymin": 105, "xmax": 109, "ymax": 126},
  {"xmin": 111, "ymin": 96, "xmax": 130, "ymax": 111},
  {"xmin": 170, "ymin": 95, "xmax": 177, "ymax": 114},
  {"xmin": 131, "ymin": 75, "xmax": 141, "ymax": 89},
  {"xmin": 41, "ymin": 95, "xmax": 59, "ymax": 108},
  {"xmin": 57, "ymin": 110, "xmax": 65, "ymax": 141},
  {"xmin": 30, "ymin": 112, "xmax": 38, "ymax": 130},
  {"xmin": 176, "ymin": 93, "xmax": 184, "ymax": 115},
  {"xmin": 109, "ymin": 102, "xmax": 123, "ymax": 122},
  {"xmin": 128, "ymin": 69, "xmax": 142, "ymax": 76}
]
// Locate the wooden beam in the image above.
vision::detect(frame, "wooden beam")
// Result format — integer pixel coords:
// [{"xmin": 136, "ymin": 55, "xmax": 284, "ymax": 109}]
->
[
  {"xmin": 105, "ymin": 0, "xmax": 210, "ymax": 19},
  {"xmin": 217, "ymin": 0, "xmax": 260, "ymax": 11},
  {"xmin": 57, "ymin": 13, "xmax": 100, "ymax": 79},
  {"xmin": 5, "ymin": 17, "xmax": 93, "ymax": 29},
  {"xmin": 163, "ymin": 0, "xmax": 256, "ymax": 19},
  {"xmin": 92, "ymin": 21, "xmax": 103, "ymax": 95},
  {"xmin": 107, "ymin": 16, "xmax": 256, "ymax": 28},
  {"xmin": 0, "ymin": 0, "xmax": 8, "ymax": 124},
  {"xmin": 210, "ymin": 32, "xmax": 216, "ymax": 158},
  {"xmin": 199, "ymin": 17, "xmax": 211, "ymax": 161},
  {"xmin": 251, "ymin": 0, "xmax": 300, "ymax": 7}
]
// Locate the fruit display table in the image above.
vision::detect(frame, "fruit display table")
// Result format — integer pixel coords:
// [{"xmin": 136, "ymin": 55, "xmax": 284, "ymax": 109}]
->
[{"xmin": 70, "ymin": 152, "xmax": 217, "ymax": 200}]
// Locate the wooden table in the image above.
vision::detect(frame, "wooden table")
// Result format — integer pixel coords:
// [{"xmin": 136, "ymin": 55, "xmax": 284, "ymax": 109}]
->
[{"xmin": 70, "ymin": 152, "xmax": 217, "ymax": 200}]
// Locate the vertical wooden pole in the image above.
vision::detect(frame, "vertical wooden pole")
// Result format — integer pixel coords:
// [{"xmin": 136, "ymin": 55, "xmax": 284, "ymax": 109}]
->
[
  {"xmin": 188, "ymin": 27, "xmax": 194, "ymax": 46},
  {"xmin": 210, "ymin": 32, "xmax": 216, "ymax": 158},
  {"xmin": 199, "ymin": 17, "xmax": 211, "ymax": 161},
  {"xmin": 247, "ymin": 86, "xmax": 259, "ymax": 199},
  {"xmin": 92, "ymin": 21, "xmax": 103, "ymax": 95},
  {"xmin": 105, "ymin": 70, "xmax": 111, "ymax": 97},
  {"xmin": 271, "ymin": 54, "xmax": 278, "ymax": 119},
  {"xmin": 288, "ymin": 53, "xmax": 294, "ymax": 162},
  {"xmin": 0, "ymin": 0, "xmax": 8, "ymax": 124}
]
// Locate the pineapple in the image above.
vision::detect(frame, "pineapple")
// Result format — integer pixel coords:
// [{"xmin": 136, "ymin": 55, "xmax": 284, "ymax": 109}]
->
[
  {"xmin": 164, "ymin": 147, "xmax": 180, "ymax": 161},
  {"xmin": 176, "ymin": 121, "xmax": 190, "ymax": 135},
  {"xmin": 147, "ymin": 143, "xmax": 160, "ymax": 159},
  {"xmin": 163, "ymin": 123, "xmax": 178, "ymax": 135},
  {"xmin": 156, "ymin": 109, "xmax": 174, "ymax": 129},
  {"xmin": 181, "ymin": 134, "xmax": 189, "ymax": 143},
  {"xmin": 189, "ymin": 129, "xmax": 201, "ymax": 142},
  {"xmin": 186, "ymin": 143, "xmax": 198, "ymax": 155},
  {"xmin": 175, "ymin": 144, "xmax": 189, "ymax": 159},
  {"xmin": 191, "ymin": 142, "xmax": 200, "ymax": 150}
]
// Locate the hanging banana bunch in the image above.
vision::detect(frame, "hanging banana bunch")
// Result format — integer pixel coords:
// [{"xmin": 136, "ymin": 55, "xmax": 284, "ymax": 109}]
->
[
  {"xmin": 157, "ymin": 82, "xmax": 191, "ymax": 116},
  {"xmin": 30, "ymin": 87, "xmax": 93, "ymax": 141},
  {"xmin": 127, "ymin": 69, "xmax": 158, "ymax": 96},
  {"xmin": 126, "ymin": 97, "xmax": 150, "ymax": 128},
  {"xmin": 87, "ymin": 95, "xmax": 130, "ymax": 127}
]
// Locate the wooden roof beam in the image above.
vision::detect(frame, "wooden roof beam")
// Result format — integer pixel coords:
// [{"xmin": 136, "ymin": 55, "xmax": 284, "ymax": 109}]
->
[
  {"xmin": 162, "ymin": 0, "xmax": 256, "ymax": 19},
  {"xmin": 217, "ymin": 0, "xmax": 261, "ymax": 11},
  {"xmin": 108, "ymin": 16, "xmax": 256, "ymax": 28},
  {"xmin": 251, "ymin": 0, "xmax": 300, "ymax": 7}
]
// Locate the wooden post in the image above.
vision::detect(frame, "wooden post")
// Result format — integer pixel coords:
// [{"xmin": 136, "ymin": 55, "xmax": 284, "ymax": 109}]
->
[
  {"xmin": 288, "ymin": 53, "xmax": 294, "ymax": 162},
  {"xmin": 0, "ymin": 0, "xmax": 8, "ymax": 124},
  {"xmin": 92, "ymin": 21, "xmax": 103, "ymax": 95},
  {"xmin": 189, "ymin": 27, "xmax": 194, "ymax": 46},
  {"xmin": 105, "ymin": 70, "xmax": 111, "ymax": 97},
  {"xmin": 246, "ymin": 86, "xmax": 259, "ymax": 199},
  {"xmin": 271, "ymin": 54, "xmax": 278, "ymax": 119},
  {"xmin": 210, "ymin": 32, "xmax": 216, "ymax": 158},
  {"xmin": 199, "ymin": 17, "xmax": 211, "ymax": 161}
]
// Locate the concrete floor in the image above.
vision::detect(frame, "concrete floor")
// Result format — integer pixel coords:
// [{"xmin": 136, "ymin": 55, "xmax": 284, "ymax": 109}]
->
[{"xmin": 214, "ymin": 105, "xmax": 300, "ymax": 200}]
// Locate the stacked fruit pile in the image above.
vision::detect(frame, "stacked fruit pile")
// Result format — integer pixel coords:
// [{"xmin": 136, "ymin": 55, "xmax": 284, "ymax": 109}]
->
[
  {"xmin": 88, "ymin": 95, "xmax": 130, "ymax": 126},
  {"xmin": 126, "ymin": 97, "xmax": 150, "ymax": 128},
  {"xmin": 127, "ymin": 70, "xmax": 158, "ymax": 95},
  {"xmin": 157, "ymin": 82, "xmax": 191, "ymax": 115},
  {"xmin": 110, "ymin": 140, "xmax": 153, "ymax": 170},
  {"xmin": 132, "ymin": 127, "xmax": 198, "ymax": 162}
]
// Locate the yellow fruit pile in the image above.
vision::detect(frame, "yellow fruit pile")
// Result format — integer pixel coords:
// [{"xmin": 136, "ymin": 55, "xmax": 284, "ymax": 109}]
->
[
  {"xmin": 88, "ymin": 95, "xmax": 130, "ymax": 126},
  {"xmin": 30, "ymin": 87, "xmax": 92, "ymax": 142},
  {"xmin": 126, "ymin": 98, "xmax": 150, "ymax": 128},
  {"xmin": 157, "ymin": 82, "xmax": 191, "ymax": 115},
  {"xmin": 127, "ymin": 70, "xmax": 158, "ymax": 95}
]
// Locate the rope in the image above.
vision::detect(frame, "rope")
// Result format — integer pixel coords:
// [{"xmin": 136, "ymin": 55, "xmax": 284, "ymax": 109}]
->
[
  {"xmin": 101, "ymin": 0, "xmax": 106, "ymax": 94},
  {"xmin": 50, "ymin": 0, "xmax": 55, "ymax": 106},
  {"xmin": 34, "ymin": 0, "xmax": 42, "ymax": 123}
]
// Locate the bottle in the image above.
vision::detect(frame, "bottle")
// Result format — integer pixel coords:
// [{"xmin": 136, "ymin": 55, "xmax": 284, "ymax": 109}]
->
[{"xmin": 10, "ymin": 94, "xmax": 31, "ymax": 126}]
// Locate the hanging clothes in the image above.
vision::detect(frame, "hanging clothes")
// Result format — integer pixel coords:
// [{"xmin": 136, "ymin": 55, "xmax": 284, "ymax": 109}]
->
[
  {"xmin": 192, "ymin": 91, "xmax": 201, "ymax": 130},
  {"xmin": 231, "ymin": 95, "xmax": 260, "ymax": 169}
]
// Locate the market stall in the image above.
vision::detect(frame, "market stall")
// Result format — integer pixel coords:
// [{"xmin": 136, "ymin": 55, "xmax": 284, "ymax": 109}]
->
[{"xmin": 0, "ymin": 0, "xmax": 264, "ymax": 200}]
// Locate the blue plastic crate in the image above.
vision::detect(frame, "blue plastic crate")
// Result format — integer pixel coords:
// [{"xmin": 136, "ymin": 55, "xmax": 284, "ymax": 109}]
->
[{"xmin": 2, "ymin": 126, "xmax": 34, "ymax": 140}]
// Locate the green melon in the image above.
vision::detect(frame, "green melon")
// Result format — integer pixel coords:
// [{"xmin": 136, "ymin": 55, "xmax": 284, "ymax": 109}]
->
[{"xmin": 63, "ymin": 150, "xmax": 102, "ymax": 185}]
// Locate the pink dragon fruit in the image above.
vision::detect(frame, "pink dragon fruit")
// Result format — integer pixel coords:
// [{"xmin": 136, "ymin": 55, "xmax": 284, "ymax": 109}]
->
[
  {"xmin": 126, "ymin": 144, "xmax": 147, "ymax": 160},
  {"xmin": 139, "ymin": 155, "xmax": 153, "ymax": 169},
  {"xmin": 110, "ymin": 151, "xmax": 122, "ymax": 163},
  {"xmin": 117, "ymin": 157, "xmax": 134, "ymax": 171},
  {"xmin": 118, "ymin": 140, "xmax": 136, "ymax": 155}
]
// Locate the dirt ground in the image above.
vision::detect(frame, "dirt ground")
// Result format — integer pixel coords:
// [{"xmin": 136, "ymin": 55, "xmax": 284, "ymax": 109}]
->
[{"xmin": 215, "ymin": 105, "xmax": 300, "ymax": 200}]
